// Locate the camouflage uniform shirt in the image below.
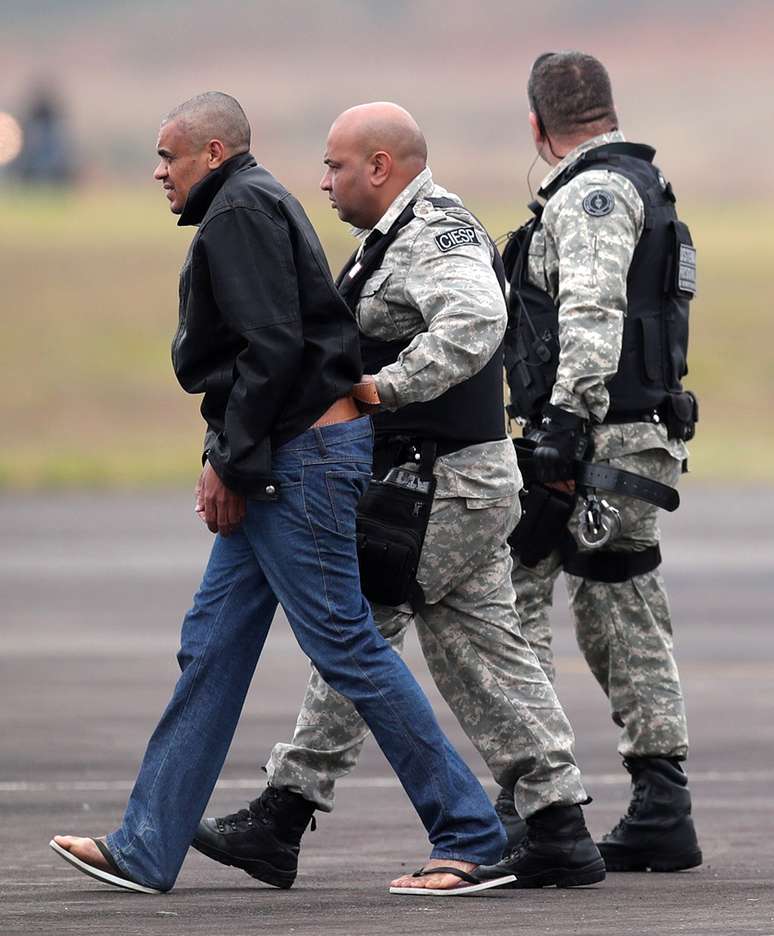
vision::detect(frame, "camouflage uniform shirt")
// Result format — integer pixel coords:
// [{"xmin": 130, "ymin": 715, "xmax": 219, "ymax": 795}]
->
[
  {"xmin": 529, "ymin": 131, "xmax": 687, "ymax": 461},
  {"xmin": 357, "ymin": 167, "xmax": 521, "ymax": 498}
]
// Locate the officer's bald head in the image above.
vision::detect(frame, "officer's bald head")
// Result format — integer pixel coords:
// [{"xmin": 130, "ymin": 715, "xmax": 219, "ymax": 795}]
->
[
  {"xmin": 321, "ymin": 102, "xmax": 428, "ymax": 229},
  {"xmin": 330, "ymin": 102, "xmax": 427, "ymax": 171},
  {"xmin": 161, "ymin": 91, "xmax": 251, "ymax": 154}
]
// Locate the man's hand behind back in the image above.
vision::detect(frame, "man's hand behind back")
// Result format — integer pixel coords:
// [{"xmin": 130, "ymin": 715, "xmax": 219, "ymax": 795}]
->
[{"xmin": 195, "ymin": 462, "xmax": 246, "ymax": 537}]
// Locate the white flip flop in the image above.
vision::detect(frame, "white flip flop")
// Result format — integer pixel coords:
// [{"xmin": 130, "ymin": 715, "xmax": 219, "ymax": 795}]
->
[
  {"xmin": 49, "ymin": 839, "xmax": 161, "ymax": 894},
  {"xmin": 389, "ymin": 865, "xmax": 517, "ymax": 896}
]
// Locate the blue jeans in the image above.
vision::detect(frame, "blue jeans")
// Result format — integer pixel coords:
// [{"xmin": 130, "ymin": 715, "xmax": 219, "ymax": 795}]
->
[{"xmin": 107, "ymin": 417, "xmax": 504, "ymax": 890}]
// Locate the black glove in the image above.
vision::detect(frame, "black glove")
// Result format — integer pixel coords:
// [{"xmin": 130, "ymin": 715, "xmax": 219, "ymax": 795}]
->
[{"xmin": 526, "ymin": 404, "xmax": 589, "ymax": 483}]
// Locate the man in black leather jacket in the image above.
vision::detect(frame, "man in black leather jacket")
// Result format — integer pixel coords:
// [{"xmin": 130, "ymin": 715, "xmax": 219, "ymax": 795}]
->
[
  {"xmin": 49, "ymin": 92, "xmax": 510, "ymax": 897},
  {"xmin": 170, "ymin": 123, "xmax": 362, "ymax": 509}
]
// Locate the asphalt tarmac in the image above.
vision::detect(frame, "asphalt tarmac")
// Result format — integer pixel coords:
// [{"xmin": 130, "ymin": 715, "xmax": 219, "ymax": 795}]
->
[{"xmin": 2, "ymin": 485, "xmax": 773, "ymax": 935}]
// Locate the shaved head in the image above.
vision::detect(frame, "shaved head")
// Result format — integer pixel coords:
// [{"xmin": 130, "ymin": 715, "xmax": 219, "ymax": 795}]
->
[
  {"xmin": 320, "ymin": 102, "xmax": 428, "ymax": 229},
  {"xmin": 161, "ymin": 91, "xmax": 250, "ymax": 154},
  {"xmin": 330, "ymin": 102, "xmax": 427, "ymax": 168}
]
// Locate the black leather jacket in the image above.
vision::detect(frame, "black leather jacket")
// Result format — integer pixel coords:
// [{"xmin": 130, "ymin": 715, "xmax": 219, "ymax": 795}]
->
[{"xmin": 173, "ymin": 153, "xmax": 362, "ymax": 500}]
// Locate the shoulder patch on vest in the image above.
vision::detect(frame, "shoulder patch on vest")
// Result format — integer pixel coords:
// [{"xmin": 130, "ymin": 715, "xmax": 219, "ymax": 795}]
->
[
  {"xmin": 582, "ymin": 189, "xmax": 615, "ymax": 217},
  {"xmin": 434, "ymin": 226, "xmax": 478, "ymax": 252},
  {"xmin": 677, "ymin": 243, "xmax": 697, "ymax": 295}
]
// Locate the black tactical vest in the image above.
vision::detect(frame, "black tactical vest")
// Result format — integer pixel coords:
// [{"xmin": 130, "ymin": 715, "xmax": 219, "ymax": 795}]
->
[
  {"xmin": 502, "ymin": 142, "xmax": 696, "ymax": 423},
  {"xmin": 337, "ymin": 197, "xmax": 507, "ymax": 449}
]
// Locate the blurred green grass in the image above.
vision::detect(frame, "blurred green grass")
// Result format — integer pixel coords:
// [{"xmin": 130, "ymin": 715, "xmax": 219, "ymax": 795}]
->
[{"xmin": 1, "ymin": 188, "xmax": 771, "ymax": 488}]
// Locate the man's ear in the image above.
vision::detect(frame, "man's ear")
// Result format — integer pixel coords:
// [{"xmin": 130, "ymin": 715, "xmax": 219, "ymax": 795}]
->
[
  {"xmin": 207, "ymin": 139, "xmax": 227, "ymax": 169},
  {"xmin": 369, "ymin": 150, "xmax": 392, "ymax": 188},
  {"xmin": 528, "ymin": 111, "xmax": 543, "ymax": 149}
]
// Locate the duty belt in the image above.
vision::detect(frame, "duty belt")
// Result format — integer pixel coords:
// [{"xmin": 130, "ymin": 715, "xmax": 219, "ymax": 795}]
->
[
  {"xmin": 373, "ymin": 433, "xmax": 489, "ymax": 478},
  {"xmin": 602, "ymin": 406, "xmax": 667, "ymax": 426},
  {"xmin": 513, "ymin": 438, "xmax": 679, "ymax": 512}
]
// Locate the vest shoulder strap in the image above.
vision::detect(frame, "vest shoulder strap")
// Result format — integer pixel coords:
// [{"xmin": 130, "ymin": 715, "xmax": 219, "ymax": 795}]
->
[
  {"xmin": 424, "ymin": 196, "xmax": 459, "ymax": 209},
  {"xmin": 336, "ymin": 196, "xmax": 456, "ymax": 296},
  {"xmin": 541, "ymin": 142, "xmax": 656, "ymax": 199},
  {"xmin": 337, "ymin": 193, "xmax": 504, "ymax": 311},
  {"xmin": 423, "ymin": 197, "xmax": 506, "ymax": 293},
  {"xmin": 335, "ymin": 200, "xmax": 418, "ymax": 306}
]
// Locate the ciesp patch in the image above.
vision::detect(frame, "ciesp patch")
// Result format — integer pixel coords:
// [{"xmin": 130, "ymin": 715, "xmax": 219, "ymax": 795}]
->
[
  {"xmin": 582, "ymin": 189, "xmax": 615, "ymax": 217},
  {"xmin": 434, "ymin": 226, "xmax": 478, "ymax": 252}
]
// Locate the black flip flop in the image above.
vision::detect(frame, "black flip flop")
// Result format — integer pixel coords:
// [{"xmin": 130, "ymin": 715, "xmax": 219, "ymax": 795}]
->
[
  {"xmin": 49, "ymin": 838, "xmax": 161, "ymax": 894},
  {"xmin": 389, "ymin": 865, "xmax": 516, "ymax": 896}
]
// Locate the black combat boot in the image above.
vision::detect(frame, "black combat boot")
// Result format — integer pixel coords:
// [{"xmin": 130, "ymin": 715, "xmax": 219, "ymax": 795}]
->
[
  {"xmin": 476, "ymin": 804, "xmax": 606, "ymax": 887},
  {"xmin": 191, "ymin": 786, "xmax": 316, "ymax": 888},
  {"xmin": 597, "ymin": 757, "xmax": 702, "ymax": 872},
  {"xmin": 494, "ymin": 786, "xmax": 527, "ymax": 852}
]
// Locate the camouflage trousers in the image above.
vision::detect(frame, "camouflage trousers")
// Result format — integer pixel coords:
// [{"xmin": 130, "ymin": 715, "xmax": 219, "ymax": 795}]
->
[
  {"xmin": 266, "ymin": 489, "xmax": 587, "ymax": 818},
  {"xmin": 512, "ymin": 448, "xmax": 689, "ymax": 759}
]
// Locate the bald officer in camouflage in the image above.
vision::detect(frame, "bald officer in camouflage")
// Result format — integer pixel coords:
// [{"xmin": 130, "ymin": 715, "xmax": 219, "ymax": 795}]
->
[
  {"xmin": 492, "ymin": 51, "xmax": 702, "ymax": 875},
  {"xmin": 192, "ymin": 102, "xmax": 605, "ymax": 894}
]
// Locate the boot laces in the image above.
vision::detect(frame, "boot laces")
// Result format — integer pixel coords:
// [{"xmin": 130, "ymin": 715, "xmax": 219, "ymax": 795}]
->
[
  {"xmin": 250, "ymin": 787, "xmax": 285, "ymax": 826},
  {"xmin": 248, "ymin": 787, "xmax": 317, "ymax": 831},
  {"xmin": 217, "ymin": 787, "xmax": 282, "ymax": 831},
  {"xmin": 609, "ymin": 778, "xmax": 647, "ymax": 835},
  {"xmin": 218, "ymin": 805, "xmax": 255, "ymax": 832},
  {"xmin": 503, "ymin": 835, "xmax": 531, "ymax": 861}
]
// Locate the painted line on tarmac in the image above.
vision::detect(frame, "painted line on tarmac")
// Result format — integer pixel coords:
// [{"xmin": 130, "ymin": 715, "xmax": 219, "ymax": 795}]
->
[
  {"xmin": 1, "ymin": 882, "xmax": 64, "ymax": 887},
  {"xmin": 1, "ymin": 768, "xmax": 772, "ymax": 794},
  {"xmin": 2, "ymin": 542, "xmax": 773, "ymax": 578}
]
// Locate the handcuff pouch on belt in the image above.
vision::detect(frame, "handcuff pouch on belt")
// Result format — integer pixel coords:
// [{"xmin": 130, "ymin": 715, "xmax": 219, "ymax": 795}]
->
[
  {"xmin": 356, "ymin": 440, "xmax": 437, "ymax": 607},
  {"xmin": 507, "ymin": 436, "xmax": 577, "ymax": 567},
  {"xmin": 508, "ymin": 437, "xmax": 679, "ymax": 579},
  {"xmin": 507, "ymin": 483, "xmax": 576, "ymax": 568},
  {"xmin": 664, "ymin": 389, "xmax": 699, "ymax": 442}
]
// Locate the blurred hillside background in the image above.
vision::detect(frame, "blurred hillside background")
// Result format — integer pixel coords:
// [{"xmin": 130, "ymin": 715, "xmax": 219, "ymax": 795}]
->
[{"xmin": 1, "ymin": 0, "xmax": 772, "ymax": 487}]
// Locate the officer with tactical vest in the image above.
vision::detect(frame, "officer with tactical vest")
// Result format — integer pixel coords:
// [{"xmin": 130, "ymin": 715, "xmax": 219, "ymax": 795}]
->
[
  {"xmin": 493, "ymin": 51, "xmax": 702, "ymax": 875},
  {"xmin": 191, "ymin": 101, "xmax": 606, "ymax": 894}
]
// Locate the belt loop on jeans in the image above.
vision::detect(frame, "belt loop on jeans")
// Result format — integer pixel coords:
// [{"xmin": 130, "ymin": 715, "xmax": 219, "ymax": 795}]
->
[{"xmin": 313, "ymin": 428, "xmax": 328, "ymax": 457}]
